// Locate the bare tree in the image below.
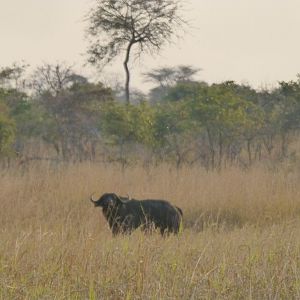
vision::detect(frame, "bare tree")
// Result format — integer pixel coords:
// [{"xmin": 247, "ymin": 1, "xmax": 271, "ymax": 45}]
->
[
  {"xmin": 31, "ymin": 63, "xmax": 74, "ymax": 96},
  {"xmin": 86, "ymin": 0, "xmax": 185, "ymax": 104}
]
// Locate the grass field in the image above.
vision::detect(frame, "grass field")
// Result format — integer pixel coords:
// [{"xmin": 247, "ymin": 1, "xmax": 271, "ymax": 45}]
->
[{"xmin": 1, "ymin": 162, "xmax": 300, "ymax": 299}]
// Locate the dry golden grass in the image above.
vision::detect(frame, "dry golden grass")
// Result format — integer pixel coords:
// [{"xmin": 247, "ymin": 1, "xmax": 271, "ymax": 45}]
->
[{"xmin": 1, "ymin": 162, "xmax": 300, "ymax": 299}]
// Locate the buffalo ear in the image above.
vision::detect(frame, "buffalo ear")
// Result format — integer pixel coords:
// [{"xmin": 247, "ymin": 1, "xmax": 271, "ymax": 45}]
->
[{"xmin": 114, "ymin": 194, "xmax": 125, "ymax": 204}]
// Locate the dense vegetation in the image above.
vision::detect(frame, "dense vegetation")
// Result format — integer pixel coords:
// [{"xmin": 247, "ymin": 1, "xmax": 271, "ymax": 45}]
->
[{"xmin": 0, "ymin": 63, "xmax": 299, "ymax": 169}]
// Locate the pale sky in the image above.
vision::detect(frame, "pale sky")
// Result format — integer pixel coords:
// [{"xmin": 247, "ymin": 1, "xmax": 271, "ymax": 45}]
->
[{"xmin": 1, "ymin": 0, "xmax": 300, "ymax": 91}]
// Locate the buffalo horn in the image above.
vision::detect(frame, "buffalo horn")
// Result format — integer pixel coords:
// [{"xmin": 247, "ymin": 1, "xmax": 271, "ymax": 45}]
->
[{"xmin": 90, "ymin": 193, "xmax": 96, "ymax": 203}]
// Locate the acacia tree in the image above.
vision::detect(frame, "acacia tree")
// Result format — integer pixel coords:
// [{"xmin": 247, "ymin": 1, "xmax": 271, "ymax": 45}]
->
[
  {"xmin": 86, "ymin": 0, "xmax": 185, "ymax": 104},
  {"xmin": 144, "ymin": 65, "xmax": 200, "ymax": 88},
  {"xmin": 144, "ymin": 65, "xmax": 201, "ymax": 103}
]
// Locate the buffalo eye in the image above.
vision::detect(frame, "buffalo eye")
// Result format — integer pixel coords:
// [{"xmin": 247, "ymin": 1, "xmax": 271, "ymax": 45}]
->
[{"xmin": 107, "ymin": 198, "xmax": 115, "ymax": 207}]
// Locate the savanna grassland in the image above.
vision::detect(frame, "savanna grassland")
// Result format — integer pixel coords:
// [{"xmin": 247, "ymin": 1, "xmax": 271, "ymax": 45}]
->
[{"xmin": 1, "ymin": 162, "xmax": 300, "ymax": 299}]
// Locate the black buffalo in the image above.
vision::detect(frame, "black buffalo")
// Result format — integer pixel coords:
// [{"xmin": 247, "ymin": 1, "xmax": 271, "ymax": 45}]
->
[{"xmin": 90, "ymin": 193, "xmax": 183, "ymax": 235}]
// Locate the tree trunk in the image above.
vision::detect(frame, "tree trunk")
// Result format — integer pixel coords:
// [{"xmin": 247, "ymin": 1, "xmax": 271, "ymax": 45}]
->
[
  {"xmin": 206, "ymin": 128, "xmax": 215, "ymax": 170},
  {"xmin": 218, "ymin": 133, "xmax": 224, "ymax": 170},
  {"xmin": 263, "ymin": 135, "xmax": 274, "ymax": 157},
  {"xmin": 281, "ymin": 132, "xmax": 288, "ymax": 158},
  {"xmin": 123, "ymin": 41, "xmax": 134, "ymax": 104},
  {"xmin": 247, "ymin": 138, "xmax": 252, "ymax": 166}
]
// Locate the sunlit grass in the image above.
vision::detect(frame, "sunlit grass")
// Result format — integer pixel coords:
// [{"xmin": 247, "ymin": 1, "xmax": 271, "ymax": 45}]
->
[{"xmin": 1, "ymin": 162, "xmax": 300, "ymax": 298}]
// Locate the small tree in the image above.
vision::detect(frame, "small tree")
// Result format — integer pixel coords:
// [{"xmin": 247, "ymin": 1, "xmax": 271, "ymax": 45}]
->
[
  {"xmin": 86, "ymin": 0, "xmax": 185, "ymax": 104},
  {"xmin": 0, "ymin": 62, "xmax": 28, "ymax": 90},
  {"xmin": 100, "ymin": 101, "xmax": 155, "ymax": 166},
  {"xmin": 0, "ymin": 102, "xmax": 15, "ymax": 157}
]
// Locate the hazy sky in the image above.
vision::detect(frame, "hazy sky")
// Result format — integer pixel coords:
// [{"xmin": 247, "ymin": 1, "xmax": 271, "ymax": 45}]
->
[{"xmin": 1, "ymin": 0, "xmax": 300, "ymax": 91}]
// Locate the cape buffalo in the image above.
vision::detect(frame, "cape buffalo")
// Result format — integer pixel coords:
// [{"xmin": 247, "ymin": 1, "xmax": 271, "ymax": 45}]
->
[{"xmin": 90, "ymin": 193, "xmax": 183, "ymax": 236}]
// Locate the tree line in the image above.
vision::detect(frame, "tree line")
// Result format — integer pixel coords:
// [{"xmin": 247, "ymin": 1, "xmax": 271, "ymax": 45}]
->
[{"xmin": 0, "ymin": 62, "xmax": 299, "ymax": 169}]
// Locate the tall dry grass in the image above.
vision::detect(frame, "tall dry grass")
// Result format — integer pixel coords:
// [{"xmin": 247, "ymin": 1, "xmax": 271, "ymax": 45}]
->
[{"xmin": 1, "ymin": 162, "xmax": 300, "ymax": 299}]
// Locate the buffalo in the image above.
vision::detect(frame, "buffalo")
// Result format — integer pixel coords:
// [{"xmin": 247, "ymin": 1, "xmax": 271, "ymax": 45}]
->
[{"xmin": 90, "ymin": 193, "xmax": 183, "ymax": 236}]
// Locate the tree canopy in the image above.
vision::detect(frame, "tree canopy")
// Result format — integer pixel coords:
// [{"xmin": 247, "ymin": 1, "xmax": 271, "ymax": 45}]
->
[
  {"xmin": 0, "ymin": 62, "xmax": 299, "ymax": 169},
  {"xmin": 86, "ymin": 0, "xmax": 185, "ymax": 103}
]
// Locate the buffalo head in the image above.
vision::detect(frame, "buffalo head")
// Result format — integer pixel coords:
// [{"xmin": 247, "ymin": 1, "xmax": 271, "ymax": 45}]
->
[{"xmin": 90, "ymin": 193, "xmax": 124, "ymax": 208}]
